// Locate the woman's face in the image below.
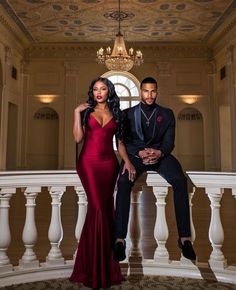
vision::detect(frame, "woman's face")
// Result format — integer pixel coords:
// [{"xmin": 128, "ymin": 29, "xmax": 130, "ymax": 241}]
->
[{"xmin": 93, "ymin": 81, "xmax": 109, "ymax": 103}]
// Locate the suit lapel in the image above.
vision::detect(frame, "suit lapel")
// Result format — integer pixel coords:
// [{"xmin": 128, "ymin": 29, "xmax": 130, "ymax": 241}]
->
[
  {"xmin": 134, "ymin": 104, "xmax": 144, "ymax": 141},
  {"xmin": 151, "ymin": 105, "xmax": 163, "ymax": 141}
]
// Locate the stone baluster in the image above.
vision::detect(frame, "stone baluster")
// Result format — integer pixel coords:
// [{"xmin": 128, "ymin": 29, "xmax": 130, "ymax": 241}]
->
[
  {"xmin": 153, "ymin": 186, "xmax": 169, "ymax": 263},
  {"xmin": 74, "ymin": 186, "xmax": 87, "ymax": 243},
  {"xmin": 73, "ymin": 186, "xmax": 87, "ymax": 258},
  {"xmin": 128, "ymin": 187, "xmax": 143, "ymax": 275},
  {"xmin": 46, "ymin": 186, "xmax": 65, "ymax": 265},
  {"xmin": 232, "ymin": 188, "xmax": 236, "ymax": 199},
  {"xmin": 0, "ymin": 188, "xmax": 15, "ymax": 273},
  {"xmin": 19, "ymin": 187, "xmax": 40, "ymax": 269},
  {"xmin": 189, "ymin": 188, "xmax": 196, "ymax": 243},
  {"xmin": 180, "ymin": 187, "xmax": 196, "ymax": 264},
  {"xmin": 206, "ymin": 187, "xmax": 227, "ymax": 269}
]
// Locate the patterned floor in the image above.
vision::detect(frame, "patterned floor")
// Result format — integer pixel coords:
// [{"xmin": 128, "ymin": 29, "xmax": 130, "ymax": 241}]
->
[{"xmin": 2, "ymin": 276, "xmax": 236, "ymax": 290}]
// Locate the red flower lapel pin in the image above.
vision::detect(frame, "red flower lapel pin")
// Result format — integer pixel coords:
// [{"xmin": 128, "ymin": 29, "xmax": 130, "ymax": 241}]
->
[{"xmin": 156, "ymin": 115, "xmax": 163, "ymax": 123}]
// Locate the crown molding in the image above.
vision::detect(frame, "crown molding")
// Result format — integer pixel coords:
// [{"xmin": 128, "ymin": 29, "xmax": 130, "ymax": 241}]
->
[
  {"xmin": 25, "ymin": 42, "xmax": 211, "ymax": 60},
  {"xmin": 207, "ymin": 4, "xmax": 236, "ymax": 54},
  {"xmin": 0, "ymin": 5, "xmax": 30, "ymax": 49}
]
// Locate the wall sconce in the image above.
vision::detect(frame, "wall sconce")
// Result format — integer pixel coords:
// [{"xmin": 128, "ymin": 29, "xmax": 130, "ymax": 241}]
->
[
  {"xmin": 180, "ymin": 95, "xmax": 199, "ymax": 105},
  {"xmin": 35, "ymin": 94, "xmax": 57, "ymax": 104}
]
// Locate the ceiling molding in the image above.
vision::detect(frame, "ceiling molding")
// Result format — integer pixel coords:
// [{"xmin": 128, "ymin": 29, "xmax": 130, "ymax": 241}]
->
[
  {"xmin": 25, "ymin": 43, "xmax": 211, "ymax": 60},
  {"xmin": 207, "ymin": 15, "xmax": 236, "ymax": 49},
  {"xmin": 0, "ymin": 6, "xmax": 30, "ymax": 48},
  {"xmin": 205, "ymin": 0, "xmax": 236, "ymax": 41}
]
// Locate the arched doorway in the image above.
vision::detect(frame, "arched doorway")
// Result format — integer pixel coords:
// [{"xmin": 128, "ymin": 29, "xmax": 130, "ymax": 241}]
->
[
  {"xmin": 28, "ymin": 107, "xmax": 59, "ymax": 169},
  {"xmin": 176, "ymin": 108, "xmax": 204, "ymax": 170}
]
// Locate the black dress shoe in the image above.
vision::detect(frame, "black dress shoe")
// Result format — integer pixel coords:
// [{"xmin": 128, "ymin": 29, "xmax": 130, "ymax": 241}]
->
[
  {"xmin": 178, "ymin": 239, "xmax": 196, "ymax": 261},
  {"xmin": 113, "ymin": 241, "xmax": 126, "ymax": 261}
]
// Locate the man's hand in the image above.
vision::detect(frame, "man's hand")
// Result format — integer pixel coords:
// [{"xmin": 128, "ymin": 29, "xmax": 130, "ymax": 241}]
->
[{"xmin": 138, "ymin": 148, "xmax": 162, "ymax": 165}]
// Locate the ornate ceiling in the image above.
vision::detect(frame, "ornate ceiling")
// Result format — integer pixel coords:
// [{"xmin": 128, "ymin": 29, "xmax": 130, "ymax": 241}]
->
[{"xmin": 1, "ymin": 0, "xmax": 236, "ymax": 43}]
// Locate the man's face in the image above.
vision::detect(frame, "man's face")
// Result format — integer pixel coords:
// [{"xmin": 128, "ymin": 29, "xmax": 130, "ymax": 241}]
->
[{"xmin": 140, "ymin": 83, "xmax": 158, "ymax": 105}]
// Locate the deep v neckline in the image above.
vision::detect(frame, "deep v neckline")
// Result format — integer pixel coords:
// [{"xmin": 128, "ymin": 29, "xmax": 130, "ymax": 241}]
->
[{"xmin": 90, "ymin": 114, "xmax": 113, "ymax": 128}]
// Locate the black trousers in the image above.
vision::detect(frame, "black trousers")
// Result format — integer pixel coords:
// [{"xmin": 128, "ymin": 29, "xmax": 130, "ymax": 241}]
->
[{"xmin": 115, "ymin": 154, "xmax": 191, "ymax": 239}]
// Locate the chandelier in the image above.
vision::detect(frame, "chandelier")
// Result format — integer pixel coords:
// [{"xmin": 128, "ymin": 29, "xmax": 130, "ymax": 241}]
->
[{"xmin": 96, "ymin": 0, "xmax": 143, "ymax": 72}]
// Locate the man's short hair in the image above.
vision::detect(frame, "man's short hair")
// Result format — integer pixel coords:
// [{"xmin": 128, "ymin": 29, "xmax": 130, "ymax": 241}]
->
[{"xmin": 140, "ymin": 77, "xmax": 157, "ymax": 88}]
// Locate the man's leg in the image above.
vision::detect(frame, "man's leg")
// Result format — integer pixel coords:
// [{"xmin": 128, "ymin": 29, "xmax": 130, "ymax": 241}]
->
[
  {"xmin": 114, "ymin": 157, "xmax": 146, "ymax": 261},
  {"xmin": 115, "ymin": 168, "xmax": 134, "ymax": 240},
  {"xmin": 154, "ymin": 155, "xmax": 196, "ymax": 260}
]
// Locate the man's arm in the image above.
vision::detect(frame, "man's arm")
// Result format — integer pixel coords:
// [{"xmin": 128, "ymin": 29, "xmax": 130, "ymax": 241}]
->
[
  {"xmin": 152, "ymin": 108, "xmax": 175, "ymax": 157},
  {"xmin": 122, "ymin": 109, "xmax": 145, "ymax": 157}
]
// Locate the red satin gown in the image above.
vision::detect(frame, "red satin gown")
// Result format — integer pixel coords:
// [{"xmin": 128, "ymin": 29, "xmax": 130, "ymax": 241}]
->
[{"xmin": 70, "ymin": 114, "xmax": 122, "ymax": 289}]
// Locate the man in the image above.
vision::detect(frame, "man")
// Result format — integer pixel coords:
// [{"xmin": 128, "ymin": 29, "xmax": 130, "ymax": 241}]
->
[{"xmin": 114, "ymin": 77, "xmax": 196, "ymax": 262}]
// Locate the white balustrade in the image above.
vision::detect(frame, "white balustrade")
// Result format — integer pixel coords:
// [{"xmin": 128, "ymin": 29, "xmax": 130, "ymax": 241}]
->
[
  {"xmin": 0, "ymin": 188, "xmax": 15, "ymax": 273},
  {"xmin": 46, "ymin": 186, "xmax": 65, "ymax": 265},
  {"xmin": 206, "ymin": 187, "xmax": 227, "ymax": 269},
  {"xmin": 0, "ymin": 170, "xmax": 235, "ymax": 286},
  {"xmin": 19, "ymin": 187, "xmax": 40, "ymax": 269}
]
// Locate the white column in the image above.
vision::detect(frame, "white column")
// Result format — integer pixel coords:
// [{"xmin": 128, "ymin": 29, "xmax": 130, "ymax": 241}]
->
[
  {"xmin": 153, "ymin": 186, "xmax": 169, "ymax": 263},
  {"xmin": 74, "ymin": 186, "xmax": 87, "ymax": 243},
  {"xmin": 19, "ymin": 187, "xmax": 40, "ymax": 269},
  {"xmin": 226, "ymin": 45, "xmax": 236, "ymax": 171},
  {"xmin": 128, "ymin": 188, "xmax": 143, "ymax": 275},
  {"xmin": 206, "ymin": 187, "xmax": 227, "ymax": 269},
  {"xmin": 0, "ymin": 188, "xmax": 15, "ymax": 273},
  {"xmin": 46, "ymin": 186, "xmax": 65, "ymax": 265},
  {"xmin": 63, "ymin": 62, "xmax": 80, "ymax": 169},
  {"xmin": 0, "ymin": 46, "xmax": 12, "ymax": 170}
]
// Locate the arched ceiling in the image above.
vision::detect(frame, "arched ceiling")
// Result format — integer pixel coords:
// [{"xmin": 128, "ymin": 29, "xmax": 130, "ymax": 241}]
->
[{"xmin": 1, "ymin": 0, "xmax": 236, "ymax": 43}]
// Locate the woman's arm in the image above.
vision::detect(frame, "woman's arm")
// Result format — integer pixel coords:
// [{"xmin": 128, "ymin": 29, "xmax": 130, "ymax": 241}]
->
[
  {"xmin": 73, "ymin": 103, "xmax": 90, "ymax": 143},
  {"xmin": 117, "ymin": 140, "xmax": 136, "ymax": 181}
]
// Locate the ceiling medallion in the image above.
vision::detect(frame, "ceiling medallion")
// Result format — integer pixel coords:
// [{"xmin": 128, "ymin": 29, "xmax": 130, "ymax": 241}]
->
[{"xmin": 96, "ymin": 0, "xmax": 143, "ymax": 72}]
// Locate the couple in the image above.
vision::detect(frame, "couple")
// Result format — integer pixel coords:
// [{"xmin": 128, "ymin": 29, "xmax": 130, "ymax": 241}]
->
[{"xmin": 70, "ymin": 76, "xmax": 196, "ymax": 289}]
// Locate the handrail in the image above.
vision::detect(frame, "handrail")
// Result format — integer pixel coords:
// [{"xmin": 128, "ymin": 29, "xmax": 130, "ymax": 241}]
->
[{"xmin": 0, "ymin": 170, "xmax": 236, "ymax": 286}]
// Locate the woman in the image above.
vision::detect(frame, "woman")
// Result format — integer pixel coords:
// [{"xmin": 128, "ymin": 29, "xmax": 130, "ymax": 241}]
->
[{"xmin": 70, "ymin": 77, "xmax": 136, "ymax": 289}]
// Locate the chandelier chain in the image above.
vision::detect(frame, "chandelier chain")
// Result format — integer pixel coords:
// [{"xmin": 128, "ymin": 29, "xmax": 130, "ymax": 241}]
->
[{"xmin": 96, "ymin": 0, "xmax": 143, "ymax": 71}]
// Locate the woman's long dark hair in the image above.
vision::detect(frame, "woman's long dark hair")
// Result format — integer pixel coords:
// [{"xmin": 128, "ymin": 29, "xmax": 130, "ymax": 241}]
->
[{"xmin": 82, "ymin": 77, "xmax": 123, "ymax": 140}]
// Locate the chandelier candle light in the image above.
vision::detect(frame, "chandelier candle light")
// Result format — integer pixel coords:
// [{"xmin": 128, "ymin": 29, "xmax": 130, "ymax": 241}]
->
[{"xmin": 96, "ymin": 0, "xmax": 143, "ymax": 71}]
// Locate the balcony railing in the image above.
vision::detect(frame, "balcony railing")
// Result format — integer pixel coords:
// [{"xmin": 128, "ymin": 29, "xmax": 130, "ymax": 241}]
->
[{"xmin": 0, "ymin": 170, "xmax": 236, "ymax": 287}]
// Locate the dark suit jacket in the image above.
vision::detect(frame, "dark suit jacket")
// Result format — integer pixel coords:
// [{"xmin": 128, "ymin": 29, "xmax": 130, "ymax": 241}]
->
[{"xmin": 123, "ymin": 103, "xmax": 175, "ymax": 158}]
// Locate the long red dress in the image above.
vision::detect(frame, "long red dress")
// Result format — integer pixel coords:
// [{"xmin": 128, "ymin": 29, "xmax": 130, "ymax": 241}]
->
[{"xmin": 70, "ymin": 114, "xmax": 122, "ymax": 289}]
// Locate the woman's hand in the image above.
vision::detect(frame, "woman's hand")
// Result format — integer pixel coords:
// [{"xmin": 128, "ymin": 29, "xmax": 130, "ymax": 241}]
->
[
  {"xmin": 75, "ymin": 102, "xmax": 90, "ymax": 114},
  {"xmin": 73, "ymin": 102, "xmax": 90, "ymax": 143},
  {"xmin": 122, "ymin": 160, "xmax": 136, "ymax": 182}
]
